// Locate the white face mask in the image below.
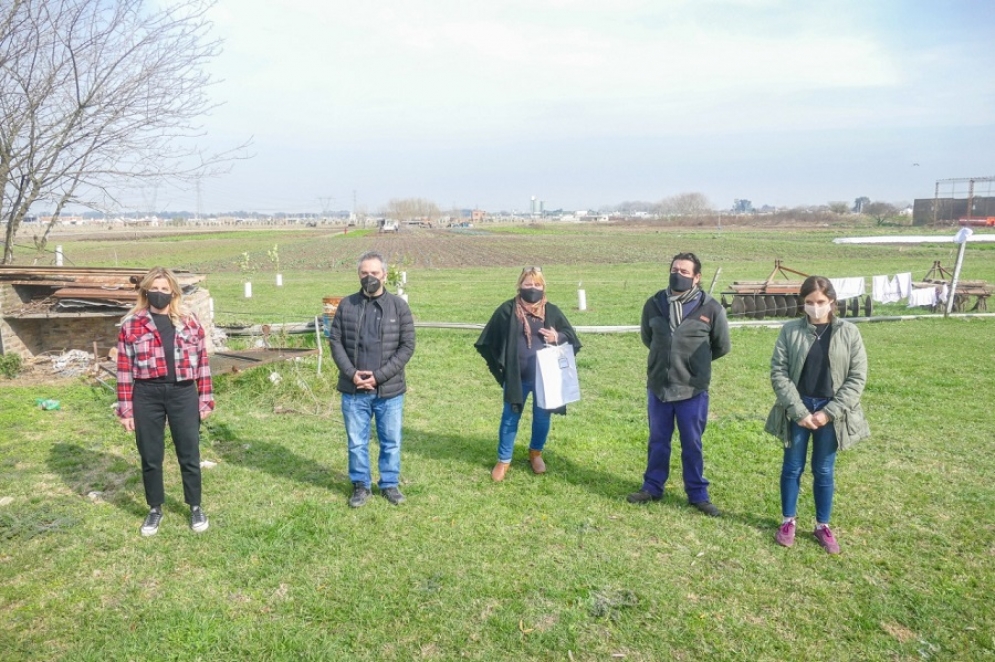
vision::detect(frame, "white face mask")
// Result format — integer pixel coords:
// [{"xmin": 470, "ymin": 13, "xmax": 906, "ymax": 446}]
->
[{"xmin": 804, "ymin": 302, "xmax": 832, "ymax": 320}]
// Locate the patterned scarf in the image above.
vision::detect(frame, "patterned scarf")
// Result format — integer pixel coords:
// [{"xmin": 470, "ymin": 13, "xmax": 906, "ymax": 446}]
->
[
  {"xmin": 515, "ymin": 295, "xmax": 547, "ymax": 348},
  {"xmin": 667, "ymin": 285, "xmax": 701, "ymax": 331}
]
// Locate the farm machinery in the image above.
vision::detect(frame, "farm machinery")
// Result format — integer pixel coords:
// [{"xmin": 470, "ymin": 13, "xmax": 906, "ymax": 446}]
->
[
  {"xmin": 719, "ymin": 260, "xmax": 872, "ymax": 320},
  {"xmin": 718, "ymin": 259, "xmax": 991, "ymax": 320},
  {"xmin": 957, "ymin": 217, "xmax": 995, "ymax": 228},
  {"xmin": 919, "ymin": 261, "xmax": 991, "ymax": 312}
]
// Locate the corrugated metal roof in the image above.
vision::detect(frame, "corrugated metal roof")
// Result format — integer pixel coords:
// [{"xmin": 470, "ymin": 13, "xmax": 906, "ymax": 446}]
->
[{"xmin": 0, "ymin": 266, "xmax": 205, "ymax": 316}]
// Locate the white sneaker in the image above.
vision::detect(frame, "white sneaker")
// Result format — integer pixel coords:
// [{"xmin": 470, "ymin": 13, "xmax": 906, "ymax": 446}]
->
[
  {"xmin": 140, "ymin": 508, "xmax": 163, "ymax": 537},
  {"xmin": 190, "ymin": 506, "xmax": 209, "ymax": 533}
]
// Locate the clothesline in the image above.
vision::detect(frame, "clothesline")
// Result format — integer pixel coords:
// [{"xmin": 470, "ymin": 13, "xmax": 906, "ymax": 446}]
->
[
  {"xmin": 827, "ymin": 273, "xmax": 947, "ymax": 309},
  {"xmin": 869, "ymin": 272, "xmax": 950, "ymax": 308}
]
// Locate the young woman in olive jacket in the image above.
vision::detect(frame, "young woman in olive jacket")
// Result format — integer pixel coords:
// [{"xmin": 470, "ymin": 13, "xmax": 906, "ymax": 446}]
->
[{"xmin": 765, "ymin": 276, "xmax": 870, "ymax": 554}]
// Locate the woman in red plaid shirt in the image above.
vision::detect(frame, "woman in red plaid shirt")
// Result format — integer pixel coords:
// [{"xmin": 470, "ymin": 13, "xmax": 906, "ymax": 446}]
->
[{"xmin": 116, "ymin": 267, "xmax": 214, "ymax": 537}]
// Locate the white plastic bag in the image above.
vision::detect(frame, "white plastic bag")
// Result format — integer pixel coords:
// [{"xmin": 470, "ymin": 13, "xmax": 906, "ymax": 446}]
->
[{"xmin": 535, "ymin": 344, "xmax": 580, "ymax": 409}]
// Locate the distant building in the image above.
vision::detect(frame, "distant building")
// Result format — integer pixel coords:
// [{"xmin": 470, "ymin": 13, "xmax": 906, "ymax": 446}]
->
[
  {"xmin": 530, "ymin": 196, "xmax": 544, "ymax": 218},
  {"xmin": 914, "ymin": 176, "xmax": 995, "ymax": 225}
]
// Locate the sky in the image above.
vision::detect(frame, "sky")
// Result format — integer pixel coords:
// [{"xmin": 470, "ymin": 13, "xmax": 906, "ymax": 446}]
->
[{"xmin": 154, "ymin": 0, "xmax": 995, "ymax": 214}]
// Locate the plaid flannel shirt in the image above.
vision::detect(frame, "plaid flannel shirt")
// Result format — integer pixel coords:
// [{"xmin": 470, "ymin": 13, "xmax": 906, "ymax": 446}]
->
[{"xmin": 116, "ymin": 309, "xmax": 215, "ymax": 419}]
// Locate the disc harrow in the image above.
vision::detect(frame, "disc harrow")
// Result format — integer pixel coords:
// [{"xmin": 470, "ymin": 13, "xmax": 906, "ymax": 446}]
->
[{"xmin": 720, "ymin": 260, "xmax": 873, "ymax": 320}]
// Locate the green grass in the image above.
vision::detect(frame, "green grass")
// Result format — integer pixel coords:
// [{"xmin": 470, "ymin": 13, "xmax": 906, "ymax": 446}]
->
[
  {"xmin": 2, "ymin": 322, "xmax": 993, "ymax": 660},
  {"xmin": 2, "ymin": 225, "xmax": 994, "ymax": 660}
]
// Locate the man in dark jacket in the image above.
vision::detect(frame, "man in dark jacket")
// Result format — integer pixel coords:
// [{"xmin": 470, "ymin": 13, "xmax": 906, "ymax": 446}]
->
[
  {"xmin": 628, "ymin": 252, "xmax": 731, "ymax": 516},
  {"xmin": 329, "ymin": 250, "xmax": 415, "ymax": 508}
]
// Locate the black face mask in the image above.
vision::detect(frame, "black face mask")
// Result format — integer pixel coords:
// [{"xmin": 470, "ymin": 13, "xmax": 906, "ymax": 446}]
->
[
  {"xmin": 147, "ymin": 291, "xmax": 172, "ymax": 310},
  {"xmin": 669, "ymin": 272, "xmax": 695, "ymax": 293},
  {"xmin": 361, "ymin": 275, "xmax": 381, "ymax": 295},
  {"xmin": 519, "ymin": 287, "xmax": 544, "ymax": 304}
]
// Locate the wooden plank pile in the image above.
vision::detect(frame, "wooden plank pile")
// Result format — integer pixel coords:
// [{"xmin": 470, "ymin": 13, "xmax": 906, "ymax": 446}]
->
[{"xmin": 0, "ymin": 266, "xmax": 204, "ymax": 316}]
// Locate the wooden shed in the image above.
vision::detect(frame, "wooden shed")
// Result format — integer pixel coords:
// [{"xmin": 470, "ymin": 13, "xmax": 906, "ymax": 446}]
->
[{"xmin": 0, "ymin": 266, "xmax": 213, "ymax": 360}]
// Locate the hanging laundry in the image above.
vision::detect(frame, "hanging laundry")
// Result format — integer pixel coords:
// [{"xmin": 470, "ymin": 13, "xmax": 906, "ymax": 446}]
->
[
  {"xmin": 872, "ymin": 275, "xmax": 901, "ymax": 304},
  {"xmin": 829, "ymin": 277, "xmax": 866, "ymax": 301},
  {"xmin": 938, "ymin": 283, "xmax": 949, "ymax": 304},
  {"xmin": 907, "ymin": 287, "xmax": 937, "ymax": 308},
  {"xmin": 894, "ymin": 273, "xmax": 912, "ymax": 299}
]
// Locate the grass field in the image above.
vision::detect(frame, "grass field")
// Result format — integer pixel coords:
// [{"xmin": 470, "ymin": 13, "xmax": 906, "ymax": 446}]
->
[
  {"xmin": 2, "ymin": 224, "xmax": 994, "ymax": 660},
  {"xmin": 18, "ymin": 223, "xmax": 991, "ymax": 326}
]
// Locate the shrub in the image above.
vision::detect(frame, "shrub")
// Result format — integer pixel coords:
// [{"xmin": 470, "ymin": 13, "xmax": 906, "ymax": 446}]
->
[{"xmin": 0, "ymin": 353, "xmax": 23, "ymax": 379}]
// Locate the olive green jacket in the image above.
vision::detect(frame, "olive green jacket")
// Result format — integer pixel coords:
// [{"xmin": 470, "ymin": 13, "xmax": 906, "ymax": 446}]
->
[{"xmin": 764, "ymin": 316, "xmax": 870, "ymax": 450}]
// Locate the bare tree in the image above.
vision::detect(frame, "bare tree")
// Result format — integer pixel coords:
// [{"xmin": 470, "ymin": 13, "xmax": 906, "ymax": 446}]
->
[
  {"xmin": 613, "ymin": 200, "xmax": 658, "ymax": 214},
  {"xmin": 828, "ymin": 201, "xmax": 850, "ymax": 215},
  {"xmin": 659, "ymin": 192, "xmax": 711, "ymax": 217},
  {"xmin": 1, "ymin": 0, "xmax": 247, "ymax": 264},
  {"xmin": 862, "ymin": 201, "xmax": 900, "ymax": 226},
  {"xmin": 383, "ymin": 198, "xmax": 441, "ymax": 223}
]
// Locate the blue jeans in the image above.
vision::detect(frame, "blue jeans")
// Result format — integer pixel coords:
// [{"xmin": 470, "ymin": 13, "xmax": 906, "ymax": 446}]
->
[
  {"xmin": 642, "ymin": 390, "xmax": 710, "ymax": 503},
  {"xmin": 780, "ymin": 395, "xmax": 838, "ymax": 523},
  {"xmin": 341, "ymin": 392, "xmax": 404, "ymax": 489},
  {"xmin": 497, "ymin": 381, "xmax": 552, "ymax": 462}
]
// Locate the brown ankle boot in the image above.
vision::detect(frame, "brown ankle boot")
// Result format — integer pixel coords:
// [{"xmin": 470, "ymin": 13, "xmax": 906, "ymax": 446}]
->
[
  {"xmin": 529, "ymin": 450, "xmax": 546, "ymax": 474},
  {"xmin": 491, "ymin": 461, "xmax": 510, "ymax": 482}
]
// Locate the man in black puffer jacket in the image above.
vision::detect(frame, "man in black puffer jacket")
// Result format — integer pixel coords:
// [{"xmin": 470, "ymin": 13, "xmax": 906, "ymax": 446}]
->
[{"xmin": 329, "ymin": 250, "xmax": 416, "ymax": 508}]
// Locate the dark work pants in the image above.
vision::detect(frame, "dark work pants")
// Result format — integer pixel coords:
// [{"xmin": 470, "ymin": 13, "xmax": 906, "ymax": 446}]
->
[
  {"xmin": 133, "ymin": 380, "xmax": 202, "ymax": 507},
  {"xmin": 641, "ymin": 390, "xmax": 711, "ymax": 503}
]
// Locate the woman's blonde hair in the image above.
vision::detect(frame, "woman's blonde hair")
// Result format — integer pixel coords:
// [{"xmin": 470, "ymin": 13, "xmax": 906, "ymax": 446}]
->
[
  {"xmin": 516, "ymin": 266, "xmax": 546, "ymax": 291},
  {"xmin": 126, "ymin": 267, "xmax": 184, "ymax": 322}
]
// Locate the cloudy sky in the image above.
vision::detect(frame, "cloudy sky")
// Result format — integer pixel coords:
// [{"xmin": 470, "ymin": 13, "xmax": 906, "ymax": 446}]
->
[{"xmin": 167, "ymin": 0, "xmax": 995, "ymax": 214}]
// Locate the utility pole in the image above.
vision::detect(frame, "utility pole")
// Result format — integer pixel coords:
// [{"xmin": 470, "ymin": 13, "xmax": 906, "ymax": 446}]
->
[
  {"xmin": 317, "ymin": 196, "xmax": 335, "ymax": 222},
  {"xmin": 945, "ymin": 228, "xmax": 973, "ymax": 317},
  {"xmin": 352, "ymin": 189, "xmax": 368, "ymax": 227}
]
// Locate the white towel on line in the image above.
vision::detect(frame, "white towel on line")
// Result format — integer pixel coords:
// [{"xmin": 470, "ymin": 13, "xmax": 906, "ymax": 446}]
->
[
  {"xmin": 872, "ymin": 275, "xmax": 901, "ymax": 304},
  {"xmin": 907, "ymin": 287, "xmax": 937, "ymax": 308},
  {"xmin": 894, "ymin": 272, "xmax": 912, "ymax": 299},
  {"xmin": 829, "ymin": 277, "xmax": 866, "ymax": 301}
]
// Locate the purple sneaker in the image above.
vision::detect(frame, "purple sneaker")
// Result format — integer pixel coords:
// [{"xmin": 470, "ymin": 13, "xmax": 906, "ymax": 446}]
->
[
  {"xmin": 813, "ymin": 525, "xmax": 841, "ymax": 554},
  {"xmin": 775, "ymin": 520, "xmax": 796, "ymax": 547}
]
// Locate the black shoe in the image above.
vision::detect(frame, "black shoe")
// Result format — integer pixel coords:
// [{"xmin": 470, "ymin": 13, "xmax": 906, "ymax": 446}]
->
[
  {"xmin": 381, "ymin": 486, "xmax": 406, "ymax": 505},
  {"xmin": 190, "ymin": 505, "xmax": 209, "ymax": 532},
  {"xmin": 690, "ymin": 500, "xmax": 721, "ymax": 517},
  {"xmin": 349, "ymin": 483, "xmax": 371, "ymax": 508},
  {"xmin": 140, "ymin": 507, "xmax": 163, "ymax": 537},
  {"xmin": 626, "ymin": 490, "xmax": 662, "ymax": 504}
]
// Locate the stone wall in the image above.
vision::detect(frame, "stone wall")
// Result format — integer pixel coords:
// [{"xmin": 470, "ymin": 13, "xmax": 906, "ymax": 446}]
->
[{"xmin": 1, "ymin": 313, "xmax": 121, "ymax": 358}]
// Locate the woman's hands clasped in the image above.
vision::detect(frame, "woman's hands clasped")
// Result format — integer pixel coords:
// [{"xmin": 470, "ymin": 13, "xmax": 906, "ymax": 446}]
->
[{"xmin": 539, "ymin": 328, "xmax": 559, "ymax": 345}]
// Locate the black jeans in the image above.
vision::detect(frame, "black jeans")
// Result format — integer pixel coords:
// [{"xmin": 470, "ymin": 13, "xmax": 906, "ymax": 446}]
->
[{"xmin": 133, "ymin": 380, "xmax": 202, "ymax": 507}]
